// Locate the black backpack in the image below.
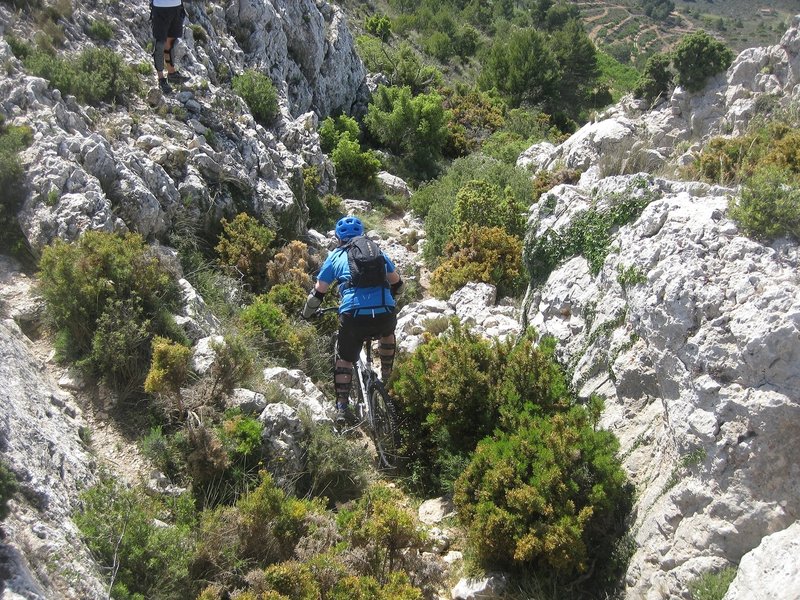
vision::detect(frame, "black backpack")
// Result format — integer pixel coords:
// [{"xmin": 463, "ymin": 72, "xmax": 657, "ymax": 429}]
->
[{"xmin": 344, "ymin": 236, "xmax": 388, "ymax": 289}]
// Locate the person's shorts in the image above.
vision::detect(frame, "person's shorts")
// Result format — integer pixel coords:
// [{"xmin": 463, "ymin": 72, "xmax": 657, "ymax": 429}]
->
[
  {"xmin": 152, "ymin": 5, "xmax": 184, "ymax": 41},
  {"xmin": 336, "ymin": 310, "xmax": 397, "ymax": 363}
]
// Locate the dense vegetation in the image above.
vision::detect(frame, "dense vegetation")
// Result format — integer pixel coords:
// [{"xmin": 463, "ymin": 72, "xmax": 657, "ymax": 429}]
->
[{"xmin": 4, "ymin": 0, "xmax": 796, "ymax": 598}]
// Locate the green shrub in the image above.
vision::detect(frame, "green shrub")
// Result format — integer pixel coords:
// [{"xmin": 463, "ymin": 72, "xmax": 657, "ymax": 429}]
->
[
  {"xmin": 672, "ymin": 30, "xmax": 734, "ymax": 93},
  {"xmin": 524, "ymin": 175, "xmax": 657, "ymax": 283},
  {"xmin": 38, "ymin": 231, "xmax": 182, "ymax": 393},
  {"xmin": 479, "ymin": 130, "xmax": 530, "ymax": 164},
  {"xmin": 215, "ymin": 212, "xmax": 275, "ymax": 292},
  {"xmin": 233, "ymin": 69, "xmax": 279, "ymax": 126},
  {"xmin": 0, "ymin": 460, "xmax": 17, "ymax": 521},
  {"xmin": 391, "ymin": 322, "xmax": 500, "ymax": 493},
  {"xmin": 729, "ymin": 166, "xmax": 800, "ymax": 242},
  {"xmin": 191, "ymin": 472, "xmax": 323, "ymax": 586},
  {"xmin": 260, "ymin": 562, "xmax": 320, "ymax": 599},
  {"xmin": 330, "ymin": 134, "xmax": 381, "ymax": 196},
  {"xmin": 633, "ymin": 52, "xmax": 673, "ymax": 104},
  {"xmin": 452, "ymin": 179, "xmax": 525, "ymax": 237},
  {"xmin": 87, "ymin": 19, "xmax": 114, "ymax": 41},
  {"xmin": 688, "ymin": 566, "xmax": 737, "ymax": 600},
  {"xmin": 0, "ymin": 117, "xmax": 33, "ymax": 254},
  {"xmin": 239, "ymin": 295, "xmax": 306, "ymax": 364},
  {"xmin": 74, "ymin": 478, "xmax": 195, "ymax": 600},
  {"xmin": 478, "ymin": 27, "xmax": 559, "ymax": 108},
  {"xmin": 454, "ymin": 407, "xmax": 630, "ymax": 577},
  {"xmin": 319, "ymin": 115, "xmax": 361, "ymax": 154},
  {"xmin": 304, "ymin": 169, "xmax": 342, "ymax": 231},
  {"xmin": 429, "ymin": 226, "xmax": 524, "ymax": 299},
  {"xmin": 365, "ymin": 14, "xmax": 392, "ymax": 41},
  {"xmin": 364, "ymin": 85, "xmax": 450, "ymax": 178},
  {"xmin": 25, "ymin": 47, "xmax": 141, "ymax": 105},
  {"xmin": 140, "ymin": 426, "xmax": 187, "ymax": 481}
]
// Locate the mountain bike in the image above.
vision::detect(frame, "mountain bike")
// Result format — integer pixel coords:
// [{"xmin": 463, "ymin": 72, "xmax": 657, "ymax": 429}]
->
[{"xmin": 314, "ymin": 307, "xmax": 401, "ymax": 470}]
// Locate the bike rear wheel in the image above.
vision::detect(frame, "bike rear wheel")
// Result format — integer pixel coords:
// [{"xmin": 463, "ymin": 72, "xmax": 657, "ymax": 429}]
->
[{"xmin": 368, "ymin": 381, "xmax": 400, "ymax": 469}]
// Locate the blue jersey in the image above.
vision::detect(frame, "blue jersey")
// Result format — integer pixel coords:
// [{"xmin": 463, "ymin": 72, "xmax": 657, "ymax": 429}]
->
[{"xmin": 317, "ymin": 246, "xmax": 397, "ymax": 315}]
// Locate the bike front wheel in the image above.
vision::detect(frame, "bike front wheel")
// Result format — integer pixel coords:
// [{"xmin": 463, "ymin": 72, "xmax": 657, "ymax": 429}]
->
[{"xmin": 368, "ymin": 381, "xmax": 400, "ymax": 470}]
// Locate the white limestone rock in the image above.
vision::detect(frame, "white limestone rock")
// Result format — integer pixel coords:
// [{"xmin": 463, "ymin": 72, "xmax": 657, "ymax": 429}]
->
[
  {"xmin": 524, "ymin": 172, "xmax": 800, "ymax": 599},
  {"xmin": 723, "ymin": 521, "xmax": 800, "ymax": 600}
]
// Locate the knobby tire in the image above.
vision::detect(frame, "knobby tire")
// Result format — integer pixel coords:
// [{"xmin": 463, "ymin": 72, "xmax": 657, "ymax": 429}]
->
[{"xmin": 368, "ymin": 380, "xmax": 399, "ymax": 469}]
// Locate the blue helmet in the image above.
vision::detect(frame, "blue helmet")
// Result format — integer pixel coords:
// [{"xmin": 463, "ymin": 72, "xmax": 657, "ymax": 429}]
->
[{"xmin": 335, "ymin": 216, "xmax": 364, "ymax": 241}]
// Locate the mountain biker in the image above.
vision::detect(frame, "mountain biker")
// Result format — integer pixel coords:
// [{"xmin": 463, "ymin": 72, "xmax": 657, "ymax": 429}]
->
[
  {"xmin": 301, "ymin": 216, "xmax": 403, "ymax": 424},
  {"xmin": 151, "ymin": 0, "xmax": 190, "ymax": 94}
]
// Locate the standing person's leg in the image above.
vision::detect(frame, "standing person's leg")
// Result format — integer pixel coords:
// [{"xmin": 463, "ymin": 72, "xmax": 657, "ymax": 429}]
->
[
  {"xmin": 163, "ymin": 5, "xmax": 189, "ymax": 83},
  {"xmin": 152, "ymin": 7, "xmax": 172, "ymax": 93}
]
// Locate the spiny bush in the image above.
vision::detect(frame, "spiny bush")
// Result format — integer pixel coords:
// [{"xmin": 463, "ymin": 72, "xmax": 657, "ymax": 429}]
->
[
  {"xmin": 695, "ymin": 122, "xmax": 800, "ymax": 185},
  {"xmin": 337, "ymin": 484, "xmax": 424, "ymax": 582},
  {"xmin": 74, "ymin": 478, "xmax": 196, "ymax": 600},
  {"xmin": 24, "ymin": 47, "xmax": 140, "ymax": 105},
  {"xmin": 239, "ymin": 294, "xmax": 311, "ymax": 365},
  {"xmin": 329, "ymin": 573, "xmax": 423, "ymax": 600},
  {"xmin": 296, "ymin": 419, "xmax": 371, "ymax": 505},
  {"xmin": 429, "ymin": 226, "xmax": 524, "ymax": 299},
  {"xmin": 440, "ymin": 87, "xmax": 505, "ymax": 155},
  {"xmin": 190, "ymin": 472, "xmax": 324, "ymax": 588},
  {"xmin": 38, "ymin": 231, "xmax": 182, "ymax": 394},
  {"xmin": 412, "ymin": 153, "xmax": 532, "ymax": 218},
  {"xmin": 144, "ymin": 336, "xmax": 192, "ymax": 414},
  {"xmin": 729, "ymin": 165, "xmax": 800, "ymax": 242},
  {"xmin": 215, "ymin": 212, "xmax": 275, "ymax": 292},
  {"xmin": 454, "ymin": 406, "xmax": 631, "ymax": 578},
  {"xmin": 392, "ymin": 326, "xmax": 575, "ymax": 494},
  {"xmin": 0, "ymin": 116, "xmax": 33, "ymax": 254},
  {"xmin": 531, "ymin": 167, "xmax": 581, "ymax": 201},
  {"xmin": 266, "ymin": 240, "xmax": 316, "ymax": 290},
  {"xmin": 417, "ymin": 156, "xmax": 532, "ymax": 267},
  {"xmin": 452, "ymin": 179, "xmax": 525, "ymax": 238},
  {"xmin": 233, "ymin": 69, "xmax": 279, "ymax": 126}
]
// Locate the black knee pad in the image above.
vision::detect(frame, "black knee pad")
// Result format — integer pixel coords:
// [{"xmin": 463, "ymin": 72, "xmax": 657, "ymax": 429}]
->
[{"xmin": 153, "ymin": 39, "xmax": 166, "ymax": 71}]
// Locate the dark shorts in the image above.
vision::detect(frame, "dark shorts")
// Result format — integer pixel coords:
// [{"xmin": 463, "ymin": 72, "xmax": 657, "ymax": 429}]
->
[
  {"xmin": 337, "ymin": 311, "xmax": 397, "ymax": 363},
  {"xmin": 152, "ymin": 5, "xmax": 184, "ymax": 41}
]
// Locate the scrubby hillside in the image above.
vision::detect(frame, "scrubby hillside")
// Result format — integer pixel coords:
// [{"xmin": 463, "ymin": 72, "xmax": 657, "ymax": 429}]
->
[{"xmin": 1, "ymin": 1, "xmax": 800, "ymax": 599}]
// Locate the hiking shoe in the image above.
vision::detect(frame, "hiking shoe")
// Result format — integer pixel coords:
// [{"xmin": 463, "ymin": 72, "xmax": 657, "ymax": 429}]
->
[
  {"xmin": 335, "ymin": 402, "xmax": 354, "ymax": 425},
  {"xmin": 158, "ymin": 77, "xmax": 173, "ymax": 94},
  {"xmin": 167, "ymin": 71, "xmax": 190, "ymax": 84}
]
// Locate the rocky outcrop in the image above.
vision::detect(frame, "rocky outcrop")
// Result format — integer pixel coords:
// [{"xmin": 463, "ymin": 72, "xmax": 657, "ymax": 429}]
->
[
  {"xmin": 524, "ymin": 172, "xmax": 800, "ymax": 599},
  {"xmin": 0, "ymin": 0, "xmax": 366, "ymax": 253},
  {"xmin": 0, "ymin": 315, "xmax": 106, "ymax": 597},
  {"xmin": 519, "ymin": 15, "xmax": 800, "ymax": 181}
]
